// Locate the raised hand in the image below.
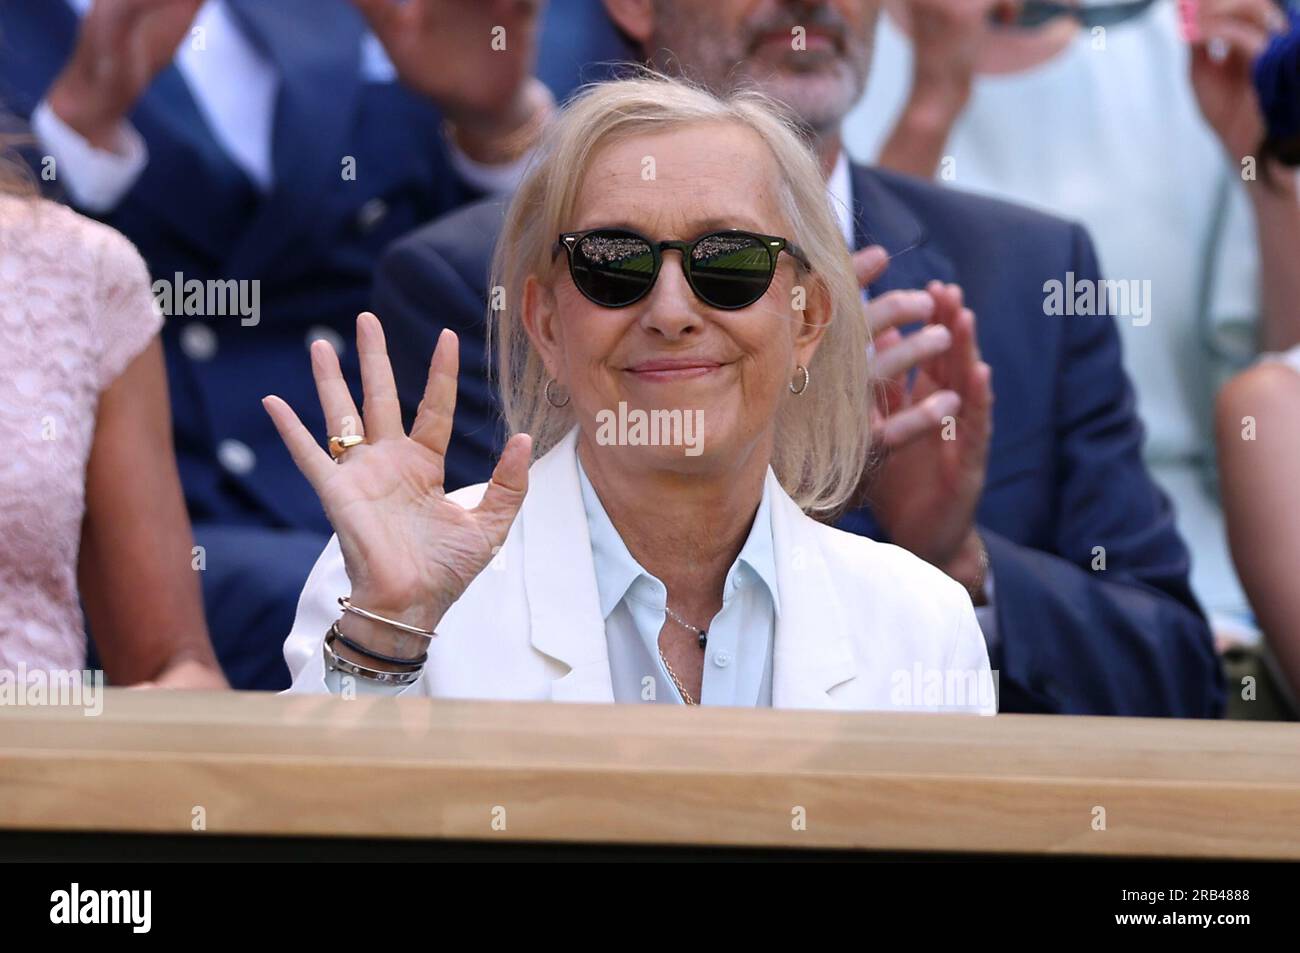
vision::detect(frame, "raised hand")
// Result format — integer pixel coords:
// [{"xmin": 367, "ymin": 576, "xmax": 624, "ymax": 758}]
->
[
  {"xmin": 47, "ymin": 0, "xmax": 202, "ymax": 150},
  {"xmin": 1182, "ymin": 0, "xmax": 1289, "ymax": 162},
  {"xmin": 885, "ymin": 0, "xmax": 1012, "ymax": 117},
  {"xmin": 854, "ymin": 246, "xmax": 962, "ymax": 449},
  {"xmin": 352, "ymin": 0, "xmax": 547, "ymax": 134},
  {"xmin": 854, "ymin": 247, "xmax": 994, "ymax": 594},
  {"xmin": 263, "ymin": 313, "xmax": 531, "ymax": 656}
]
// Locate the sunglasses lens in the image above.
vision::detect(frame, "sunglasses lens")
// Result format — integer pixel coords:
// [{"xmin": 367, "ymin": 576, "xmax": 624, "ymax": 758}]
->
[
  {"xmin": 689, "ymin": 233, "xmax": 775, "ymax": 309},
  {"xmin": 572, "ymin": 231, "xmax": 656, "ymax": 306}
]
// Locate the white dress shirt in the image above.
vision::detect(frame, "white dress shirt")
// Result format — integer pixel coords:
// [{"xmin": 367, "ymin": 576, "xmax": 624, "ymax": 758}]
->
[
  {"xmin": 827, "ymin": 148, "xmax": 856, "ymax": 247},
  {"xmin": 577, "ymin": 457, "xmax": 777, "ymax": 706}
]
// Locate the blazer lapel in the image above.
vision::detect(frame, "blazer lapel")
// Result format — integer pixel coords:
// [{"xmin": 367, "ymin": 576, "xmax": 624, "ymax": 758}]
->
[
  {"xmin": 850, "ymin": 163, "xmax": 958, "ymax": 294},
  {"xmin": 520, "ymin": 429, "xmax": 616, "ymax": 702},
  {"xmin": 768, "ymin": 472, "xmax": 858, "ymax": 708},
  {"xmin": 129, "ymin": 66, "xmax": 259, "ymax": 264}
]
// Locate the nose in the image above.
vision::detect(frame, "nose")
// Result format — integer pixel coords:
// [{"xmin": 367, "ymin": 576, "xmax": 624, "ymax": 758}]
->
[{"xmin": 640, "ymin": 250, "xmax": 703, "ymax": 340}]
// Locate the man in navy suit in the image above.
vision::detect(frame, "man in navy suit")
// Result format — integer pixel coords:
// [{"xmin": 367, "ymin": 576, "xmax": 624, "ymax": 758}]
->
[
  {"xmin": 0, "ymin": 0, "xmax": 552, "ymax": 687},
  {"xmin": 372, "ymin": 0, "xmax": 1225, "ymax": 716}
]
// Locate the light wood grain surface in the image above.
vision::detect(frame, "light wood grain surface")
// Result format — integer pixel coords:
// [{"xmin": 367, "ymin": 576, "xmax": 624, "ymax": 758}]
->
[{"xmin": 1, "ymin": 690, "xmax": 1297, "ymax": 857}]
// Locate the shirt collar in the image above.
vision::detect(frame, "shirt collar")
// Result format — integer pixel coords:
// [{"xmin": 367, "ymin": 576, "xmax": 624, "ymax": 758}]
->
[
  {"xmin": 576, "ymin": 458, "xmax": 781, "ymax": 619},
  {"xmin": 826, "ymin": 149, "xmax": 856, "ymax": 248}
]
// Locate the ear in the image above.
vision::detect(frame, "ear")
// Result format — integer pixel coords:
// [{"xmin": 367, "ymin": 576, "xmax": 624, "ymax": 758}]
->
[
  {"xmin": 522, "ymin": 273, "xmax": 564, "ymax": 380},
  {"xmin": 791, "ymin": 273, "xmax": 833, "ymax": 369},
  {"xmin": 601, "ymin": 0, "xmax": 656, "ymax": 47}
]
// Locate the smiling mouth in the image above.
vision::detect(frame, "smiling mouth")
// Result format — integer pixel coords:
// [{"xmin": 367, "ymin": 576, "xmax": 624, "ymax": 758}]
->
[{"xmin": 625, "ymin": 360, "xmax": 725, "ymax": 382}]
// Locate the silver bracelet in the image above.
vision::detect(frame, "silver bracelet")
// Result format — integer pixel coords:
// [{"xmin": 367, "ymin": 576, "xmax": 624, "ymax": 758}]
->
[
  {"xmin": 338, "ymin": 596, "xmax": 437, "ymax": 639},
  {"xmin": 323, "ymin": 623, "xmax": 423, "ymax": 687}
]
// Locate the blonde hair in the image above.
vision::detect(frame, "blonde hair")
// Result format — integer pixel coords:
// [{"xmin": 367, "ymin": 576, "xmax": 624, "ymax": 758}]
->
[{"xmin": 488, "ymin": 72, "xmax": 871, "ymax": 515}]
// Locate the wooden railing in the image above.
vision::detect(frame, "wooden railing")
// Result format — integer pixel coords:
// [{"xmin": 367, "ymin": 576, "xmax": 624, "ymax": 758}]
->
[{"xmin": 1, "ymin": 690, "xmax": 1297, "ymax": 858}]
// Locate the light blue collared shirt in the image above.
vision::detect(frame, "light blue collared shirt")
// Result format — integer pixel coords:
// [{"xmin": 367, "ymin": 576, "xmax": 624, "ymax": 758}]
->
[{"xmin": 577, "ymin": 460, "xmax": 778, "ymax": 707}]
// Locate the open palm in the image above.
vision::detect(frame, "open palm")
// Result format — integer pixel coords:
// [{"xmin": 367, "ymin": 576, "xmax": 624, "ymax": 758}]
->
[{"xmin": 263, "ymin": 313, "xmax": 531, "ymax": 632}]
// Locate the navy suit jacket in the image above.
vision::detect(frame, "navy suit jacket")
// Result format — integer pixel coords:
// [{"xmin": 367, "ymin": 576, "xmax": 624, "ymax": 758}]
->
[
  {"xmin": 0, "ymin": 0, "xmax": 475, "ymax": 534},
  {"xmin": 371, "ymin": 163, "xmax": 1224, "ymax": 718}
]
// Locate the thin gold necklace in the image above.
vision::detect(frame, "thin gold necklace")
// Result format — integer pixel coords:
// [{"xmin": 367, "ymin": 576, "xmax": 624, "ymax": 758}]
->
[
  {"xmin": 628, "ymin": 595, "xmax": 708, "ymax": 704},
  {"xmin": 659, "ymin": 650, "xmax": 698, "ymax": 706}
]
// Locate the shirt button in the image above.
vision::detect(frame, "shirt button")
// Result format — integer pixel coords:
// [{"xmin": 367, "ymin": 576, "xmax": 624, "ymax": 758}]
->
[
  {"xmin": 356, "ymin": 198, "xmax": 388, "ymax": 233},
  {"xmin": 713, "ymin": 652, "xmax": 732, "ymax": 668},
  {"xmin": 306, "ymin": 325, "xmax": 345, "ymax": 357},
  {"xmin": 180, "ymin": 323, "xmax": 218, "ymax": 361},
  {"xmin": 217, "ymin": 439, "xmax": 256, "ymax": 476}
]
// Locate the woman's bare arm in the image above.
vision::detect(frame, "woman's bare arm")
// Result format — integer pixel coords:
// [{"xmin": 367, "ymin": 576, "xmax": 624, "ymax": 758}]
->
[
  {"xmin": 1216, "ymin": 360, "xmax": 1300, "ymax": 700},
  {"xmin": 77, "ymin": 337, "xmax": 227, "ymax": 689},
  {"xmin": 1247, "ymin": 175, "xmax": 1300, "ymax": 352}
]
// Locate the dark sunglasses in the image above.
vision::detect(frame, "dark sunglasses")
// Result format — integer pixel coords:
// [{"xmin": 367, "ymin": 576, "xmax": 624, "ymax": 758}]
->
[
  {"xmin": 553, "ymin": 227, "xmax": 811, "ymax": 311},
  {"xmin": 992, "ymin": 0, "xmax": 1159, "ymax": 29}
]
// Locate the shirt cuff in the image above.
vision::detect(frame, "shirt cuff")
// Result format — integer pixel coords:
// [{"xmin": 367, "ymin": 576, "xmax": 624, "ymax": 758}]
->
[
  {"xmin": 31, "ymin": 98, "xmax": 148, "ymax": 213},
  {"xmin": 446, "ymin": 137, "xmax": 532, "ymax": 196}
]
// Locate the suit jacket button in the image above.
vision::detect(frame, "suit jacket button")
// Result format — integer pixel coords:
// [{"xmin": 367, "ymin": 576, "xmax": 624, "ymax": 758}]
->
[
  {"xmin": 217, "ymin": 439, "xmax": 256, "ymax": 476},
  {"xmin": 357, "ymin": 198, "xmax": 388, "ymax": 233},
  {"xmin": 180, "ymin": 323, "xmax": 218, "ymax": 361}
]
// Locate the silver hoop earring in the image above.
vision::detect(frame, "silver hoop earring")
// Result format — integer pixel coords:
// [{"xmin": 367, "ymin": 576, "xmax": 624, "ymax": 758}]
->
[
  {"xmin": 544, "ymin": 378, "xmax": 570, "ymax": 408},
  {"xmin": 789, "ymin": 364, "xmax": 810, "ymax": 396}
]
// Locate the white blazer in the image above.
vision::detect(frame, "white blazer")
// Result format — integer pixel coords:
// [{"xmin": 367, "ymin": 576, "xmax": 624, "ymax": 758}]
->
[{"xmin": 284, "ymin": 429, "xmax": 995, "ymax": 713}]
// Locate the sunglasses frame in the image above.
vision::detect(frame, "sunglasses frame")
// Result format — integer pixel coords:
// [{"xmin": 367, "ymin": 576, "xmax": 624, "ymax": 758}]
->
[
  {"xmin": 553, "ymin": 227, "xmax": 812, "ymax": 311},
  {"xmin": 996, "ymin": 0, "xmax": 1160, "ymax": 29}
]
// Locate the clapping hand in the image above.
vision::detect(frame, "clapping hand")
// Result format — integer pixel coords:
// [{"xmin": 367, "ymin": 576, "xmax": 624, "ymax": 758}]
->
[
  {"xmin": 854, "ymin": 246, "xmax": 994, "ymax": 595},
  {"xmin": 352, "ymin": 0, "xmax": 547, "ymax": 135},
  {"xmin": 48, "ymin": 0, "xmax": 203, "ymax": 150}
]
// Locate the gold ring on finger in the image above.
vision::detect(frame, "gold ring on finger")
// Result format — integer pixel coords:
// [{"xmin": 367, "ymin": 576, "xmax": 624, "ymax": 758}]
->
[{"xmin": 328, "ymin": 434, "xmax": 365, "ymax": 460}]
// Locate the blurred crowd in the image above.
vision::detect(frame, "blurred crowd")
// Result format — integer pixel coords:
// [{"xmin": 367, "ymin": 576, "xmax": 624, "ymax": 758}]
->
[{"xmin": 1, "ymin": 0, "xmax": 1298, "ymax": 716}]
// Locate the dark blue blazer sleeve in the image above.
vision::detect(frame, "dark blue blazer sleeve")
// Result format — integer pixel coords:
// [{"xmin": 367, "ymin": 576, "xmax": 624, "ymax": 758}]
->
[{"xmin": 985, "ymin": 224, "xmax": 1224, "ymax": 718}]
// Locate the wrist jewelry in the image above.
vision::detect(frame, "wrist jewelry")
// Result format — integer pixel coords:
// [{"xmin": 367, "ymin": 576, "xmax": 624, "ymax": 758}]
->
[
  {"xmin": 324, "ymin": 623, "xmax": 422, "ymax": 687},
  {"xmin": 332, "ymin": 626, "xmax": 429, "ymax": 667},
  {"xmin": 338, "ymin": 596, "xmax": 436, "ymax": 639}
]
